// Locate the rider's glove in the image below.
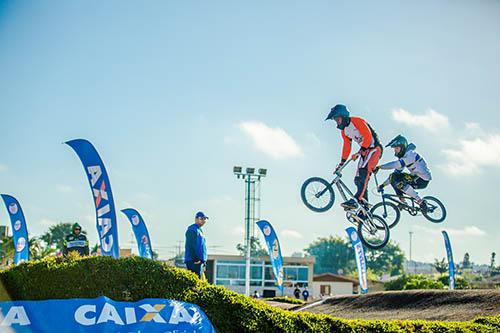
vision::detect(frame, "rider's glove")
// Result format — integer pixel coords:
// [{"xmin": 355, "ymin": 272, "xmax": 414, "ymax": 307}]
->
[
  {"xmin": 359, "ymin": 147, "xmax": 368, "ymax": 157},
  {"xmin": 373, "ymin": 165, "xmax": 381, "ymax": 174},
  {"xmin": 334, "ymin": 159, "xmax": 346, "ymax": 173},
  {"xmin": 377, "ymin": 184, "xmax": 385, "ymax": 193}
]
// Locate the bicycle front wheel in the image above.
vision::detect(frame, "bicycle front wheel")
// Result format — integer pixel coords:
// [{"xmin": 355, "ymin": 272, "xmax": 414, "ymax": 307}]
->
[
  {"xmin": 370, "ymin": 201, "xmax": 401, "ymax": 229},
  {"xmin": 300, "ymin": 177, "xmax": 335, "ymax": 213},
  {"xmin": 358, "ymin": 215, "xmax": 390, "ymax": 250},
  {"xmin": 422, "ymin": 196, "xmax": 447, "ymax": 223}
]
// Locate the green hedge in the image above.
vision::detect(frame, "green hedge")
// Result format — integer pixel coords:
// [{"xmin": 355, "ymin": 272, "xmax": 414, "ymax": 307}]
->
[
  {"xmin": 264, "ymin": 296, "xmax": 305, "ymax": 305},
  {"xmin": 0, "ymin": 256, "xmax": 498, "ymax": 333}
]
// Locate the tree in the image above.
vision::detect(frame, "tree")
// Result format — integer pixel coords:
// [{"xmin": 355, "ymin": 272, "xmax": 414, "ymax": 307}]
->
[
  {"xmin": 29, "ymin": 237, "xmax": 56, "ymax": 260},
  {"xmin": 41, "ymin": 223, "xmax": 85, "ymax": 252},
  {"xmin": 490, "ymin": 252, "xmax": 496, "ymax": 270},
  {"xmin": 236, "ymin": 236, "xmax": 268, "ymax": 257},
  {"xmin": 433, "ymin": 258, "xmax": 448, "ymax": 274},
  {"xmin": 365, "ymin": 241, "xmax": 405, "ymax": 276},
  {"xmin": 0, "ymin": 236, "xmax": 15, "ymax": 266},
  {"xmin": 304, "ymin": 236, "xmax": 355, "ymax": 275},
  {"xmin": 462, "ymin": 252, "xmax": 472, "ymax": 269}
]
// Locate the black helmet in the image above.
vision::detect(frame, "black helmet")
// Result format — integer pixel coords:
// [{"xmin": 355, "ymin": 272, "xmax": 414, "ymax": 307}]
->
[
  {"xmin": 386, "ymin": 135, "xmax": 408, "ymax": 158},
  {"xmin": 325, "ymin": 104, "xmax": 350, "ymax": 130},
  {"xmin": 73, "ymin": 223, "xmax": 82, "ymax": 231}
]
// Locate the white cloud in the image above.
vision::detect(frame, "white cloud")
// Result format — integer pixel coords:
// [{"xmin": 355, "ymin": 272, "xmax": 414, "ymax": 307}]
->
[
  {"xmin": 39, "ymin": 218, "xmax": 57, "ymax": 227},
  {"xmin": 392, "ymin": 108, "xmax": 450, "ymax": 132},
  {"xmin": 238, "ymin": 121, "xmax": 303, "ymax": 159},
  {"xmin": 0, "ymin": 164, "xmax": 8, "ymax": 172},
  {"xmin": 56, "ymin": 185, "xmax": 73, "ymax": 193},
  {"xmin": 231, "ymin": 226, "xmax": 244, "ymax": 236},
  {"xmin": 465, "ymin": 122, "xmax": 481, "ymax": 131},
  {"xmin": 282, "ymin": 229, "xmax": 303, "ymax": 239},
  {"xmin": 413, "ymin": 225, "xmax": 486, "ymax": 237},
  {"xmin": 441, "ymin": 134, "xmax": 500, "ymax": 176}
]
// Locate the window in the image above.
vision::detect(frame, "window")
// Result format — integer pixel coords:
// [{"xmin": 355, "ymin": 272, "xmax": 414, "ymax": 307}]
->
[
  {"xmin": 251, "ymin": 266, "xmax": 263, "ymax": 280},
  {"xmin": 216, "ymin": 265, "xmax": 228, "ymax": 279},
  {"xmin": 216, "ymin": 279, "xmax": 230, "ymax": 286},
  {"xmin": 264, "ymin": 266, "xmax": 274, "ymax": 280},
  {"xmin": 298, "ymin": 268, "xmax": 308, "ymax": 281},
  {"xmin": 284, "ymin": 267, "xmax": 298, "ymax": 281}
]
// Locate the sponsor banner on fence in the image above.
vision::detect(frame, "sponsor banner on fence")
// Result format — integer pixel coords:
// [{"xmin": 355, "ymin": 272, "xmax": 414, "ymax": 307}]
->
[
  {"xmin": 66, "ymin": 139, "xmax": 119, "ymax": 258},
  {"xmin": 121, "ymin": 208, "xmax": 153, "ymax": 259},
  {"xmin": 256, "ymin": 220, "xmax": 284, "ymax": 292},
  {"xmin": 442, "ymin": 230, "xmax": 455, "ymax": 290},
  {"xmin": 0, "ymin": 194, "xmax": 29, "ymax": 264},
  {"xmin": 0, "ymin": 296, "xmax": 216, "ymax": 333},
  {"xmin": 346, "ymin": 227, "xmax": 368, "ymax": 294}
]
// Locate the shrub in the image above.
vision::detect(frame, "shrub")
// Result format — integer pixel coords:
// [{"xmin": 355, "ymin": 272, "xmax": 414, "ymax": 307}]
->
[
  {"xmin": 437, "ymin": 275, "xmax": 471, "ymax": 289},
  {"xmin": 264, "ymin": 296, "xmax": 305, "ymax": 304},
  {"xmin": 1, "ymin": 257, "xmax": 498, "ymax": 332},
  {"xmin": 385, "ymin": 274, "xmax": 445, "ymax": 291}
]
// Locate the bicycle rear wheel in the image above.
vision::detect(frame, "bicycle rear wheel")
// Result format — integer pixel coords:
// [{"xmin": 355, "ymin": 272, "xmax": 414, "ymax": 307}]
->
[
  {"xmin": 370, "ymin": 201, "xmax": 401, "ymax": 229},
  {"xmin": 300, "ymin": 177, "xmax": 335, "ymax": 213},
  {"xmin": 422, "ymin": 196, "xmax": 447, "ymax": 223},
  {"xmin": 357, "ymin": 215, "xmax": 390, "ymax": 250}
]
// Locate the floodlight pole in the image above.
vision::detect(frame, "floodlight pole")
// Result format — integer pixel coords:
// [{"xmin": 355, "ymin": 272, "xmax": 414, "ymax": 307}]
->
[
  {"xmin": 245, "ymin": 176, "xmax": 252, "ymax": 297},
  {"xmin": 234, "ymin": 166, "xmax": 266, "ymax": 297}
]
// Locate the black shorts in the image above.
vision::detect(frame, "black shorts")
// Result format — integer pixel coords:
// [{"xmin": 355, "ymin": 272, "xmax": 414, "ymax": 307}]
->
[{"xmin": 391, "ymin": 172, "xmax": 429, "ymax": 190}]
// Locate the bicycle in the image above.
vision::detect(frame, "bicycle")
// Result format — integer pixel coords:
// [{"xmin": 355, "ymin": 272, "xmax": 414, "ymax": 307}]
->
[
  {"xmin": 300, "ymin": 156, "xmax": 390, "ymax": 250},
  {"xmin": 369, "ymin": 172, "xmax": 447, "ymax": 228}
]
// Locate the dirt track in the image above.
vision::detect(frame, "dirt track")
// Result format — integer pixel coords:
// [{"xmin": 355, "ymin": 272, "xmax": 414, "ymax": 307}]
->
[{"xmin": 297, "ymin": 290, "xmax": 500, "ymax": 321}]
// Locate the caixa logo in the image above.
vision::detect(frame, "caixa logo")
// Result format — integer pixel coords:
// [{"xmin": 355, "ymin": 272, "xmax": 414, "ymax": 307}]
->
[
  {"xmin": 87, "ymin": 165, "xmax": 114, "ymax": 253},
  {"xmin": 74, "ymin": 301, "xmax": 194, "ymax": 326},
  {"xmin": 0, "ymin": 306, "xmax": 31, "ymax": 326}
]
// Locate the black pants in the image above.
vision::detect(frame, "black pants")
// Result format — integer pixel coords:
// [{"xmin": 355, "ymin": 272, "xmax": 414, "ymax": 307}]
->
[
  {"xmin": 186, "ymin": 261, "xmax": 203, "ymax": 278},
  {"xmin": 390, "ymin": 172, "xmax": 429, "ymax": 196}
]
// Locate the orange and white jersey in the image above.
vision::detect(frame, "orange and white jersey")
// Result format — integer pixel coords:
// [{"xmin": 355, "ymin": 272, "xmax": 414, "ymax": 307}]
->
[{"xmin": 340, "ymin": 117, "xmax": 378, "ymax": 160}]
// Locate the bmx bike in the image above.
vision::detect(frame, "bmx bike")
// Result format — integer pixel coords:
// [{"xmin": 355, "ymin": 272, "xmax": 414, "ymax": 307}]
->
[
  {"xmin": 300, "ymin": 156, "xmax": 390, "ymax": 250},
  {"xmin": 369, "ymin": 173, "xmax": 447, "ymax": 228}
]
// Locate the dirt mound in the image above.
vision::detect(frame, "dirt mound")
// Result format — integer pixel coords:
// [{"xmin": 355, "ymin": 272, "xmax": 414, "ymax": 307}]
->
[{"xmin": 299, "ymin": 290, "xmax": 500, "ymax": 321}]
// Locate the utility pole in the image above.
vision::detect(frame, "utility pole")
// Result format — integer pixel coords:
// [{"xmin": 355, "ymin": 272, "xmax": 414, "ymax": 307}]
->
[{"xmin": 233, "ymin": 166, "xmax": 267, "ymax": 296}]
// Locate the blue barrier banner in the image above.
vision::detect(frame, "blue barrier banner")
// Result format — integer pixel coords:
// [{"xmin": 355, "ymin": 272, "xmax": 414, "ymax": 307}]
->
[
  {"xmin": 256, "ymin": 220, "xmax": 284, "ymax": 292},
  {"xmin": 346, "ymin": 227, "xmax": 368, "ymax": 294},
  {"xmin": 0, "ymin": 194, "xmax": 29, "ymax": 264},
  {"xmin": 0, "ymin": 296, "xmax": 216, "ymax": 333},
  {"xmin": 121, "ymin": 208, "xmax": 153, "ymax": 259},
  {"xmin": 66, "ymin": 139, "xmax": 119, "ymax": 258},
  {"xmin": 442, "ymin": 230, "xmax": 455, "ymax": 290}
]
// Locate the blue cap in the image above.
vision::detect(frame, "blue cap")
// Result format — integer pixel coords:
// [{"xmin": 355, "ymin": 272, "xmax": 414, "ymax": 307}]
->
[{"xmin": 195, "ymin": 211, "xmax": 209, "ymax": 219}]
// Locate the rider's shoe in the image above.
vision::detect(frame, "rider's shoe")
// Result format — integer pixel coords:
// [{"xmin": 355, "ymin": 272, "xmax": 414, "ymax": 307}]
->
[
  {"xmin": 357, "ymin": 211, "xmax": 367, "ymax": 221},
  {"xmin": 419, "ymin": 201, "xmax": 428, "ymax": 214},
  {"xmin": 341, "ymin": 199, "xmax": 358, "ymax": 210}
]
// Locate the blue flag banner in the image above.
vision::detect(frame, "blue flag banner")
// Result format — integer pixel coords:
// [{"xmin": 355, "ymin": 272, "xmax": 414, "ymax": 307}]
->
[
  {"xmin": 256, "ymin": 220, "xmax": 284, "ymax": 292},
  {"xmin": 346, "ymin": 227, "xmax": 368, "ymax": 294},
  {"xmin": 442, "ymin": 230, "xmax": 455, "ymax": 290},
  {"xmin": 121, "ymin": 208, "xmax": 153, "ymax": 259},
  {"xmin": 66, "ymin": 139, "xmax": 119, "ymax": 258},
  {"xmin": 0, "ymin": 194, "xmax": 29, "ymax": 264},
  {"xmin": 0, "ymin": 296, "xmax": 216, "ymax": 333}
]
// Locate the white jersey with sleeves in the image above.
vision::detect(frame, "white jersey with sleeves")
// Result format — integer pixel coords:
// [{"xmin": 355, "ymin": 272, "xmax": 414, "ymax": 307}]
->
[{"xmin": 380, "ymin": 148, "xmax": 432, "ymax": 181}]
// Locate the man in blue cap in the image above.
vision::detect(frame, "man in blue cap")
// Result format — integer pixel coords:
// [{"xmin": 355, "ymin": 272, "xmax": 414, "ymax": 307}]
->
[{"xmin": 184, "ymin": 211, "xmax": 208, "ymax": 278}]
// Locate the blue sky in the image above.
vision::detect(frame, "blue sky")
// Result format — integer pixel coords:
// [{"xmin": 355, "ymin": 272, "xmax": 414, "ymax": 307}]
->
[{"xmin": 0, "ymin": 1, "xmax": 499, "ymax": 264}]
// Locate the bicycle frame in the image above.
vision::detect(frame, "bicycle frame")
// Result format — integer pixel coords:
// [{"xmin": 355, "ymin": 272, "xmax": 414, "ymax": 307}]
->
[
  {"xmin": 373, "ymin": 173, "xmax": 421, "ymax": 213},
  {"xmin": 325, "ymin": 158, "xmax": 376, "ymax": 230}
]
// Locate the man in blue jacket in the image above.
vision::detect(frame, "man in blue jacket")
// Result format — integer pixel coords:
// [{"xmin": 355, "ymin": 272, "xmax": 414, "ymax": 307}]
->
[{"xmin": 184, "ymin": 211, "xmax": 208, "ymax": 278}]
